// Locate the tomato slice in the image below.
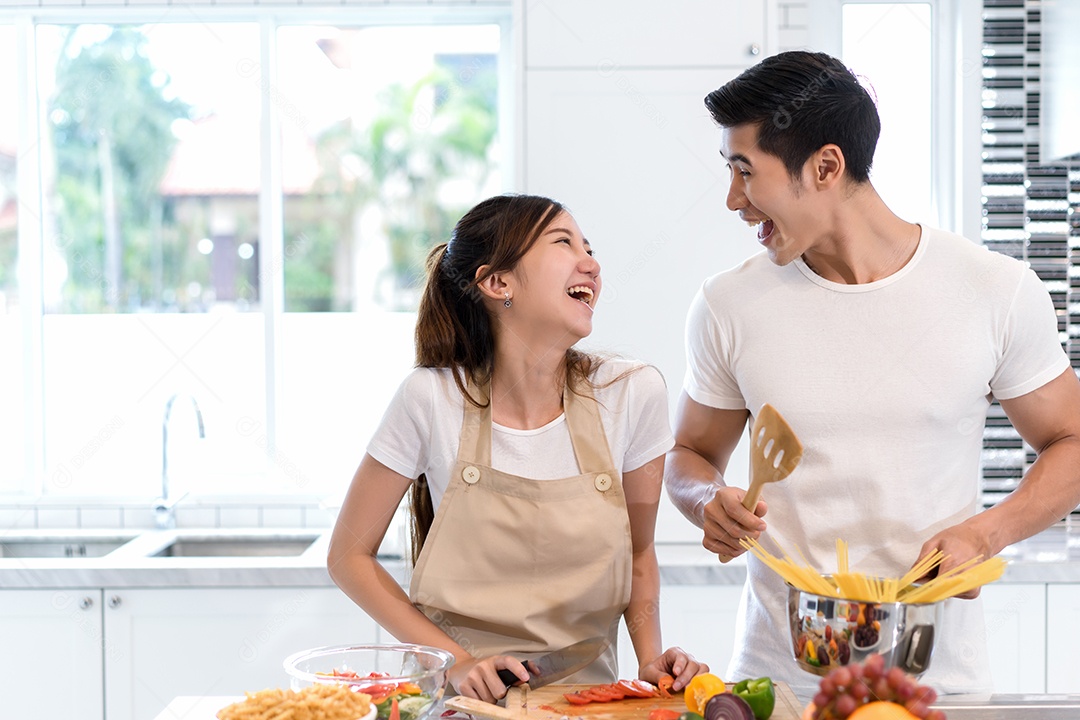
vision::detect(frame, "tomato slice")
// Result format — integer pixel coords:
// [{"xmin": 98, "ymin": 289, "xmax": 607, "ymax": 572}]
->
[
  {"xmin": 613, "ymin": 680, "xmax": 652, "ymax": 699},
  {"xmin": 582, "ymin": 688, "xmax": 619, "ymax": 702},
  {"xmin": 564, "ymin": 693, "xmax": 592, "ymax": 706},
  {"xmin": 630, "ymin": 679, "xmax": 661, "ymax": 698},
  {"xmin": 648, "ymin": 709, "xmax": 681, "ymax": 720},
  {"xmin": 600, "ymin": 684, "xmax": 627, "ymax": 700},
  {"xmin": 657, "ymin": 675, "xmax": 674, "ymax": 699}
]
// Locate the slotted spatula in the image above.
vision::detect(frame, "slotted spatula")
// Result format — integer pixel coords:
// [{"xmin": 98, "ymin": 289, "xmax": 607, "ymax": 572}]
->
[{"xmin": 742, "ymin": 403, "xmax": 803, "ymax": 511}]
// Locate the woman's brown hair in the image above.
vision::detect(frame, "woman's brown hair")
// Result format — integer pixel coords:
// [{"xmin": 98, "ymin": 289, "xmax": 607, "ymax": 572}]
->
[{"xmin": 408, "ymin": 194, "xmax": 607, "ymax": 563}]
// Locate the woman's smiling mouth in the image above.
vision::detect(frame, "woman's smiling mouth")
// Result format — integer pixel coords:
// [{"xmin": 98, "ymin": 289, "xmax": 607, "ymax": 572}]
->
[{"xmin": 566, "ymin": 285, "xmax": 595, "ymax": 310}]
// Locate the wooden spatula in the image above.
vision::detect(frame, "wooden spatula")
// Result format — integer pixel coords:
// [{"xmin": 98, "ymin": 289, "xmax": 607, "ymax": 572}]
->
[{"xmin": 742, "ymin": 403, "xmax": 803, "ymax": 511}]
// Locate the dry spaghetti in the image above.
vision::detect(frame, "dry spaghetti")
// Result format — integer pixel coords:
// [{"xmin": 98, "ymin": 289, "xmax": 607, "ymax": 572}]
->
[{"xmin": 740, "ymin": 536, "xmax": 1006, "ymax": 603}]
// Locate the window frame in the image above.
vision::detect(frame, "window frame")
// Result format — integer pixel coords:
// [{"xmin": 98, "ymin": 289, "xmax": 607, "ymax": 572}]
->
[{"xmin": 1, "ymin": 5, "xmax": 513, "ymax": 498}]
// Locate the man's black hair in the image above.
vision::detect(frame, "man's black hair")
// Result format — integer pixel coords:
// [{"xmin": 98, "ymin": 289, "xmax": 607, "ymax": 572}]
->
[{"xmin": 705, "ymin": 51, "xmax": 880, "ymax": 183}]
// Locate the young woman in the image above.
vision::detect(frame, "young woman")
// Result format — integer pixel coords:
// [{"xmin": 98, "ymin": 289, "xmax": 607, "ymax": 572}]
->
[{"xmin": 328, "ymin": 194, "xmax": 707, "ymax": 703}]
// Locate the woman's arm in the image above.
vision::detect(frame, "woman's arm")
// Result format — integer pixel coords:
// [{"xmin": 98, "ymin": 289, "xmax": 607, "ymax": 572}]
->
[
  {"xmin": 622, "ymin": 456, "xmax": 664, "ymax": 672},
  {"xmin": 328, "ymin": 454, "xmax": 470, "ymax": 653},
  {"xmin": 623, "ymin": 455, "xmax": 708, "ymax": 690},
  {"xmin": 329, "ymin": 454, "xmax": 532, "ymax": 702}
]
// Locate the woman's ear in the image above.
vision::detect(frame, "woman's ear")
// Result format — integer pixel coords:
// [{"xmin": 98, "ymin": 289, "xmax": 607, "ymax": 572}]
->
[{"xmin": 474, "ymin": 265, "xmax": 510, "ymax": 303}]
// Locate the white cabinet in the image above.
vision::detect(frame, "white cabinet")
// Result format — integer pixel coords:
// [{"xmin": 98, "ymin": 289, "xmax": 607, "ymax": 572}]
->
[
  {"xmin": 1047, "ymin": 585, "xmax": 1080, "ymax": 693},
  {"xmin": 0, "ymin": 588, "xmax": 105, "ymax": 720},
  {"xmin": 980, "ymin": 584, "xmax": 1047, "ymax": 693},
  {"xmin": 618, "ymin": 585, "xmax": 742, "ymax": 678},
  {"xmin": 103, "ymin": 587, "xmax": 378, "ymax": 720},
  {"xmin": 525, "ymin": 0, "xmax": 766, "ymax": 69},
  {"xmin": 1, "ymin": 585, "xmax": 377, "ymax": 720}
]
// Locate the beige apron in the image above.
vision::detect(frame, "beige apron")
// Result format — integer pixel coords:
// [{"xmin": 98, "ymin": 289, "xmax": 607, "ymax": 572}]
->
[{"xmin": 409, "ymin": 382, "xmax": 632, "ymax": 684}]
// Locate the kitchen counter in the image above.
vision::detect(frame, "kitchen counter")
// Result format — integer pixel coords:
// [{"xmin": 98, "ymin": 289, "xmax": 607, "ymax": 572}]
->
[
  {"xmin": 154, "ymin": 693, "xmax": 1080, "ymax": 720},
  {"xmin": 4, "ymin": 522, "xmax": 1080, "ymax": 588}
]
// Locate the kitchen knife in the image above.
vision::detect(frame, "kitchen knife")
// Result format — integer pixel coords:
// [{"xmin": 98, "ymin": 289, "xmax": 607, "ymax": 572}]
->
[{"xmin": 495, "ymin": 636, "xmax": 608, "ymax": 689}]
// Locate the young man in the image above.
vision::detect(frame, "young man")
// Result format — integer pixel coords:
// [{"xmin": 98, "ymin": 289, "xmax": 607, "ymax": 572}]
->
[{"xmin": 665, "ymin": 51, "xmax": 1080, "ymax": 695}]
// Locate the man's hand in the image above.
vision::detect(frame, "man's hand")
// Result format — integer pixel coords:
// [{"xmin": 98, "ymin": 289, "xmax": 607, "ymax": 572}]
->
[
  {"xmin": 912, "ymin": 522, "xmax": 995, "ymax": 599},
  {"xmin": 704, "ymin": 485, "xmax": 768, "ymax": 562}
]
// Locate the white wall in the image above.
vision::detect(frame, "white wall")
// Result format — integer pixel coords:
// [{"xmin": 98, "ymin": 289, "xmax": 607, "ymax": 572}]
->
[{"xmin": 519, "ymin": 0, "xmax": 808, "ymax": 541}]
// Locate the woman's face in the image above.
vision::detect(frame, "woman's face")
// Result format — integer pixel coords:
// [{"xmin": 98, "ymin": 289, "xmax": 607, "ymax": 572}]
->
[{"xmin": 504, "ymin": 210, "xmax": 601, "ymax": 343}]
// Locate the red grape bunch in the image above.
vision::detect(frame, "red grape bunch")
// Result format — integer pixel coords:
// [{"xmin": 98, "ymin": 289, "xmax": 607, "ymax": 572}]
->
[{"xmin": 809, "ymin": 654, "xmax": 946, "ymax": 720}]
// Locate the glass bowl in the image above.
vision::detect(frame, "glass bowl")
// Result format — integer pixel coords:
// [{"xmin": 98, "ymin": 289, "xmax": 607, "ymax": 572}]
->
[
  {"xmin": 283, "ymin": 643, "xmax": 455, "ymax": 720},
  {"xmin": 787, "ymin": 583, "xmax": 944, "ymax": 678}
]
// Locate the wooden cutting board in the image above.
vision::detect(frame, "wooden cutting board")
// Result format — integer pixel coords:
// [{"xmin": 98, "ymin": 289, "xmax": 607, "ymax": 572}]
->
[{"xmin": 446, "ymin": 682, "xmax": 804, "ymax": 720}]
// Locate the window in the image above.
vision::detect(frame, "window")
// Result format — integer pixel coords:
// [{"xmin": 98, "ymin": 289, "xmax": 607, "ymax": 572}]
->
[
  {"xmin": 0, "ymin": 25, "xmax": 22, "ymax": 488},
  {"xmin": 2, "ymin": 9, "xmax": 508, "ymax": 499}
]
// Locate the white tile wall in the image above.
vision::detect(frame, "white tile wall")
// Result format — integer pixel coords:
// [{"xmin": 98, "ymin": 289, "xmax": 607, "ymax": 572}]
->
[
  {"xmin": 0, "ymin": 501, "xmax": 332, "ymax": 531},
  {"xmin": 37, "ymin": 507, "xmax": 81, "ymax": 529},
  {"xmin": 218, "ymin": 506, "xmax": 260, "ymax": 527},
  {"xmin": 0, "ymin": 507, "xmax": 37, "ymax": 530},
  {"xmin": 261, "ymin": 506, "xmax": 305, "ymax": 528},
  {"xmin": 79, "ymin": 506, "xmax": 124, "ymax": 529}
]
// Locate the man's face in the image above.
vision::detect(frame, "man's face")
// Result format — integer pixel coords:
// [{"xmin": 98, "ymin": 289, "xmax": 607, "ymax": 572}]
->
[{"xmin": 719, "ymin": 124, "xmax": 816, "ymax": 266}]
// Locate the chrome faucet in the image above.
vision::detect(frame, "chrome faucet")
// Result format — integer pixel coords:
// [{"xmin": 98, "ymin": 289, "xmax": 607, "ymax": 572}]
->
[{"xmin": 155, "ymin": 393, "xmax": 205, "ymax": 529}]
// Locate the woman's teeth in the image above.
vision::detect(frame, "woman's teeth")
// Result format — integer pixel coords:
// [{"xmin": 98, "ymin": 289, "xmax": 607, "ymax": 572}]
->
[{"xmin": 567, "ymin": 285, "xmax": 594, "ymax": 305}]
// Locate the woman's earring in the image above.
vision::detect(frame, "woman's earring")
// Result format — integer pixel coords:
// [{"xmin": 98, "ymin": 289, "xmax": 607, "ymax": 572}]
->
[{"xmin": 503, "ymin": 292, "xmax": 512, "ymax": 308}]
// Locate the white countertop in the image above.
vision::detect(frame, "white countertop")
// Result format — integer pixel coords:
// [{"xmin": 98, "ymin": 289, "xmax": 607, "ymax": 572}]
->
[{"xmin": 4, "ymin": 523, "xmax": 1080, "ymax": 589}]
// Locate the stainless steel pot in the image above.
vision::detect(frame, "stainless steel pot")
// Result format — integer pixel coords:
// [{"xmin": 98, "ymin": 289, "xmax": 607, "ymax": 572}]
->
[{"xmin": 787, "ymin": 582, "xmax": 944, "ymax": 678}]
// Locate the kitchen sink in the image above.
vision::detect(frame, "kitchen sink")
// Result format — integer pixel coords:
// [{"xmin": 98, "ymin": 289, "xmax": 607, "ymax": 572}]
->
[
  {"xmin": 0, "ymin": 532, "xmax": 140, "ymax": 559},
  {"xmin": 150, "ymin": 532, "xmax": 321, "ymax": 557}
]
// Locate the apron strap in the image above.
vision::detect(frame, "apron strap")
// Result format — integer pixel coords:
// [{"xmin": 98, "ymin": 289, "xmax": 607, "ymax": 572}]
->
[
  {"xmin": 460, "ymin": 381, "xmax": 492, "ymax": 467},
  {"xmin": 564, "ymin": 383, "xmax": 617, "ymax": 474}
]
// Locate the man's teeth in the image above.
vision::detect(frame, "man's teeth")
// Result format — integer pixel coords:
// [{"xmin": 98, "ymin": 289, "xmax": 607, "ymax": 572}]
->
[
  {"xmin": 567, "ymin": 285, "xmax": 594, "ymax": 304},
  {"xmin": 745, "ymin": 218, "xmax": 771, "ymax": 228}
]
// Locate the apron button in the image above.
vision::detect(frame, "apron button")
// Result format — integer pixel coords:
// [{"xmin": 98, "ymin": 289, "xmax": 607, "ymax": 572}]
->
[
  {"xmin": 594, "ymin": 473, "xmax": 612, "ymax": 492},
  {"xmin": 462, "ymin": 466, "xmax": 481, "ymax": 484}
]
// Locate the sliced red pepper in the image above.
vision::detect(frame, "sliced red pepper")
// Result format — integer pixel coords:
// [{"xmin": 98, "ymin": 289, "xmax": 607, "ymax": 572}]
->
[
  {"xmin": 657, "ymin": 674, "xmax": 675, "ymax": 699},
  {"xmin": 389, "ymin": 697, "xmax": 400, "ymax": 720}
]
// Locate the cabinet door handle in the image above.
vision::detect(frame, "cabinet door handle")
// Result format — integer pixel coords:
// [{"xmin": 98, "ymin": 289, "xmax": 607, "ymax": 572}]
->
[
  {"xmin": 108, "ymin": 595, "xmax": 122, "ymax": 609},
  {"xmin": 748, "ymin": 43, "xmax": 761, "ymax": 56},
  {"xmin": 78, "ymin": 596, "xmax": 94, "ymax": 610}
]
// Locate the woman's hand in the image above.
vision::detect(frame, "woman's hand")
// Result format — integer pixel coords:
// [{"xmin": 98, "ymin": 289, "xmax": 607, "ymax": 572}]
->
[
  {"xmin": 638, "ymin": 647, "xmax": 709, "ymax": 692},
  {"xmin": 449, "ymin": 655, "xmax": 530, "ymax": 704}
]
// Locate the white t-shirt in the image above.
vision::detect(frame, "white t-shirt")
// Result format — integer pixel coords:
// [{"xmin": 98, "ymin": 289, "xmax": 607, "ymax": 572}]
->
[
  {"xmin": 369, "ymin": 359, "xmax": 675, "ymax": 510},
  {"xmin": 684, "ymin": 225, "xmax": 1069, "ymax": 695}
]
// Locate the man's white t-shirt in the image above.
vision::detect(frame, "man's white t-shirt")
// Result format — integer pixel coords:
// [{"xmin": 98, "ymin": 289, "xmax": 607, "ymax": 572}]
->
[
  {"xmin": 370, "ymin": 360, "xmax": 675, "ymax": 510},
  {"xmin": 684, "ymin": 225, "xmax": 1069, "ymax": 695}
]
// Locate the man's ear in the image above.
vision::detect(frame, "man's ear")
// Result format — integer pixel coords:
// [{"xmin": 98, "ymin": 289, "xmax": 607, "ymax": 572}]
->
[
  {"xmin": 811, "ymin": 144, "xmax": 846, "ymax": 188},
  {"xmin": 474, "ymin": 265, "xmax": 510, "ymax": 303}
]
